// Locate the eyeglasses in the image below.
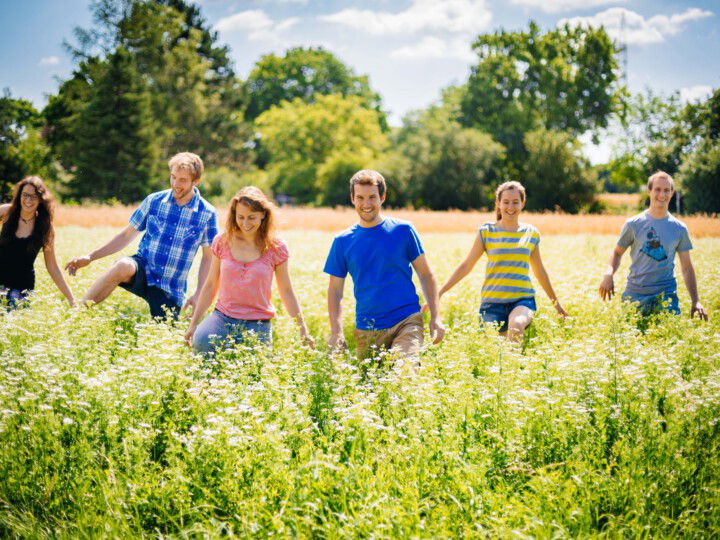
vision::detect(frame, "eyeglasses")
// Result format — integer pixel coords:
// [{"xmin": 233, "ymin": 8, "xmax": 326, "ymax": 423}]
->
[{"xmin": 21, "ymin": 192, "xmax": 39, "ymax": 201}]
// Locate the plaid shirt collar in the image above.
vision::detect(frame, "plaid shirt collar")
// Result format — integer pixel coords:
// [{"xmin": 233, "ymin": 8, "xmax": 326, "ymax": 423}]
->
[{"xmin": 162, "ymin": 186, "xmax": 201, "ymax": 212}]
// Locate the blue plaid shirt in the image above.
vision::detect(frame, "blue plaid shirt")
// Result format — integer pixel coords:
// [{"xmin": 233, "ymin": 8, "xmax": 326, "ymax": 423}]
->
[{"xmin": 130, "ymin": 188, "xmax": 218, "ymax": 305}]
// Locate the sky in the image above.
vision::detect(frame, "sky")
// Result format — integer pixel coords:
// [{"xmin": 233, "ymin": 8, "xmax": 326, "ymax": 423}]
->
[{"xmin": 1, "ymin": 0, "xmax": 719, "ymax": 164}]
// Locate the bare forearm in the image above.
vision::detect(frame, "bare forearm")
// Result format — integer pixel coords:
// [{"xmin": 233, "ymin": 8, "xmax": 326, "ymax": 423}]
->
[
  {"xmin": 419, "ymin": 272, "xmax": 441, "ymax": 319},
  {"xmin": 439, "ymin": 262, "xmax": 472, "ymax": 297},
  {"xmin": 328, "ymin": 292, "xmax": 343, "ymax": 334},
  {"xmin": 193, "ymin": 256, "xmax": 212, "ymax": 296},
  {"xmin": 682, "ymin": 266, "xmax": 700, "ymax": 304},
  {"xmin": 189, "ymin": 281, "xmax": 216, "ymax": 327},
  {"xmin": 604, "ymin": 251, "xmax": 622, "ymax": 277},
  {"xmin": 89, "ymin": 232, "xmax": 134, "ymax": 261},
  {"xmin": 47, "ymin": 262, "xmax": 74, "ymax": 303}
]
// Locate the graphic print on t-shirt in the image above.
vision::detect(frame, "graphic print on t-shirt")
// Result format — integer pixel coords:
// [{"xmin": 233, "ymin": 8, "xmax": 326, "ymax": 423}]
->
[{"xmin": 640, "ymin": 227, "xmax": 668, "ymax": 261}]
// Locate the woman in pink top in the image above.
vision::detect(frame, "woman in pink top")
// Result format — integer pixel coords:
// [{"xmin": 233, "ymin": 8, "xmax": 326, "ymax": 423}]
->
[{"xmin": 185, "ymin": 186, "xmax": 314, "ymax": 353}]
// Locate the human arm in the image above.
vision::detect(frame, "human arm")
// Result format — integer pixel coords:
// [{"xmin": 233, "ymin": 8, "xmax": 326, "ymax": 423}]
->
[
  {"xmin": 183, "ymin": 245, "xmax": 213, "ymax": 313},
  {"xmin": 529, "ymin": 246, "xmax": 567, "ymax": 318},
  {"xmin": 0, "ymin": 204, "xmax": 10, "ymax": 222},
  {"xmin": 599, "ymin": 245, "xmax": 628, "ymax": 301},
  {"xmin": 412, "ymin": 253, "xmax": 445, "ymax": 344},
  {"xmin": 438, "ymin": 234, "xmax": 485, "ymax": 299},
  {"xmin": 327, "ymin": 276, "xmax": 346, "ymax": 349},
  {"xmin": 43, "ymin": 237, "xmax": 76, "ymax": 306},
  {"xmin": 184, "ymin": 254, "xmax": 221, "ymax": 345},
  {"xmin": 678, "ymin": 250, "xmax": 708, "ymax": 321},
  {"xmin": 65, "ymin": 224, "xmax": 140, "ymax": 275},
  {"xmin": 275, "ymin": 262, "xmax": 315, "ymax": 348}
]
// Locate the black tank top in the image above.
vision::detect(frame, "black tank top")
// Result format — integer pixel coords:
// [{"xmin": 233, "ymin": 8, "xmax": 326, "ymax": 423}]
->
[{"xmin": 0, "ymin": 235, "xmax": 41, "ymax": 291}]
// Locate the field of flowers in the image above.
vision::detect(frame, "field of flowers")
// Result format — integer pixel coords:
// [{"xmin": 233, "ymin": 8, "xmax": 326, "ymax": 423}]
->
[{"xmin": 1, "ymin": 226, "xmax": 719, "ymax": 537}]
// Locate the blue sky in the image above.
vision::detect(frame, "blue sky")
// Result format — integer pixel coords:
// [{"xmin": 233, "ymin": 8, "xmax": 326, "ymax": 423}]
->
[{"xmin": 1, "ymin": 0, "xmax": 718, "ymax": 163}]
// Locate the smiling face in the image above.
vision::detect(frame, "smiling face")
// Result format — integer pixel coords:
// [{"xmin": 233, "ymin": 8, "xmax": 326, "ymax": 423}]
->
[
  {"xmin": 648, "ymin": 175, "xmax": 674, "ymax": 212},
  {"xmin": 234, "ymin": 202, "xmax": 266, "ymax": 239},
  {"xmin": 20, "ymin": 184, "xmax": 40, "ymax": 215},
  {"xmin": 169, "ymin": 166, "xmax": 198, "ymax": 205},
  {"xmin": 497, "ymin": 187, "xmax": 525, "ymax": 221},
  {"xmin": 351, "ymin": 183, "xmax": 385, "ymax": 226}
]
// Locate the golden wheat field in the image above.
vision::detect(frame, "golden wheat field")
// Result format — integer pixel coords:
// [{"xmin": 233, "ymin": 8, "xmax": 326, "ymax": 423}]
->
[{"xmin": 55, "ymin": 205, "xmax": 720, "ymax": 236}]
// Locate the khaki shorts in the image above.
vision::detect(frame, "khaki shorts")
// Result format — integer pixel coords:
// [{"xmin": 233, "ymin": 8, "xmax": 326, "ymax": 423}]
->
[{"xmin": 354, "ymin": 312, "xmax": 424, "ymax": 363}]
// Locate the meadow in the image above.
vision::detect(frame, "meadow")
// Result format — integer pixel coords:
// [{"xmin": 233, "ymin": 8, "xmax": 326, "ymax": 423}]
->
[{"xmin": 1, "ymin": 223, "xmax": 719, "ymax": 537}]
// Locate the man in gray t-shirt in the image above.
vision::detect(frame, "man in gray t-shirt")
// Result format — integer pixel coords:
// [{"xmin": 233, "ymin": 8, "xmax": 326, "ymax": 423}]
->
[{"xmin": 599, "ymin": 171, "xmax": 708, "ymax": 320}]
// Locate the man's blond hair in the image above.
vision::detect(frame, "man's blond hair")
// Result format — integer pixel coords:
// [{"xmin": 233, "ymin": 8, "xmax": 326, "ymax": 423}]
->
[{"xmin": 168, "ymin": 152, "xmax": 204, "ymax": 181}]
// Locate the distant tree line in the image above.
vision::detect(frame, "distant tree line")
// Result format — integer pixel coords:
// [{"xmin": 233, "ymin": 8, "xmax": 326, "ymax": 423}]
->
[{"xmin": 1, "ymin": 0, "xmax": 718, "ymax": 213}]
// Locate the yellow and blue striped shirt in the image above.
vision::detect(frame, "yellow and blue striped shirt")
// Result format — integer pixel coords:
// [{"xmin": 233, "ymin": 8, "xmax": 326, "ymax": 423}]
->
[{"xmin": 479, "ymin": 222, "xmax": 539, "ymax": 303}]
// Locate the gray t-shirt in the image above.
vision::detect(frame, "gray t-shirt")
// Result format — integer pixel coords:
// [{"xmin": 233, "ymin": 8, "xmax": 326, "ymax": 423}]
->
[{"xmin": 617, "ymin": 211, "xmax": 693, "ymax": 295}]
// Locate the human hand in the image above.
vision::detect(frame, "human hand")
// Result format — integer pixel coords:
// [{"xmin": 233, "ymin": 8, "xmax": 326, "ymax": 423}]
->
[
  {"xmin": 599, "ymin": 274, "xmax": 614, "ymax": 301},
  {"xmin": 300, "ymin": 328, "xmax": 316, "ymax": 349},
  {"xmin": 554, "ymin": 301, "xmax": 568, "ymax": 319},
  {"xmin": 65, "ymin": 255, "xmax": 91, "ymax": 276},
  {"xmin": 328, "ymin": 332, "xmax": 346, "ymax": 351},
  {"xmin": 429, "ymin": 318, "xmax": 446, "ymax": 345},
  {"xmin": 182, "ymin": 294, "xmax": 198, "ymax": 314},
  {"xmin": 184, "ymin": 324, "xmax": 197, "ymax": 347},
  {"xmin": 421, "ymin": 303, "xmax": 430, "ymax": 314},
  {"xmin": 691, "ymin": 302, "xmax": 708, "ymax": 321}
]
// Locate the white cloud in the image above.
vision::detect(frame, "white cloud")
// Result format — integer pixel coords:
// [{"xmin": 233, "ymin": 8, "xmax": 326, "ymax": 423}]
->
[
  {"xmin": 39, "ymin": 56, "xmax": 60, "ymax": 66},
  {"xmin": 320, "ymin": 0, "xmax": 492, "ymax": 36},
  {"xmin": 680, "ymin": 85, "xmax": 713, "ymax": 103},
  {"xmin": 511, "ymin": 0, "xmax": 625, "ymax": 14},
  {"xmin": 391, "ymin": 36, "xmax": 474, "ymax": 61},
  {"xmin": 559, "ymin": 7, "xmax": 713, "ymax": 45},
  {"xmin": 214, "ymin": 9, "xmax": 299, "ymax": 41}
]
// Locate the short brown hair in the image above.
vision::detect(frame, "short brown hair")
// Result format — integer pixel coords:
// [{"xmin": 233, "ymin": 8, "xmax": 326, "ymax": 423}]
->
[
  {"xmin": 168, "ymin": 152, "xmax": 204, "ymax": 181},
  {"xmin": 225, "ymin": 186, "xmax": 278, "ymax": 253},
  {"xmin": 349, "ymin": 169, "xmax": 386, "ymax": 198},
  {"xmin": 647, "ymin": 170, "xmax": 675, "ymax": 191}
]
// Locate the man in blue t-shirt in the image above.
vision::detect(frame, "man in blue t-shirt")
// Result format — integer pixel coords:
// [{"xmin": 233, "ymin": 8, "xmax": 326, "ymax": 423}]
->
[
  {"xmin": 324, "ymin": 169, "xmax": 445, "ymax": 364},
  {"xmin": 599, "ymin": 171, "xmax": 707, "ymax": 320}
]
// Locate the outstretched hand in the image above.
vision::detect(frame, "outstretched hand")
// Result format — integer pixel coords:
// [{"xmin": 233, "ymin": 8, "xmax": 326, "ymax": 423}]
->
[
  {"xmin": 182, "ymin": 294, "xmax": 198, "ymax": 315},
  {"xmin": 65, "ymin": 255, "xmax": 91, "ymax": 276},
  {"xmin": 554, "ymin": 301, "xmax": 568, "ymax": 319},
  {"xmin": 328, "ymin": 332, "xmax": 346, "ymax": 351}
]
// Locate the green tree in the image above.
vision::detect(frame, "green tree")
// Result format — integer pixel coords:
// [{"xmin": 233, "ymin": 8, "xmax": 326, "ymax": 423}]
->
[
  {"xmin": 461, "ymin": 22, "xmax": 620, "ymax": 159},
  {"xmin": 387, "ymin": 96, "xmax": 505, "ymax": 210},
  {"xmin": 522, "ymin": 128, "xmax": 598, "ymax": 213},
  {"xmin": 58, "ymin": 0, "xmax": 251, "ymax": 171},
  {"xmin": 0, "ymin": 92, "xmax": 57, "ymax": 198},
  {"xmin": 71, "ymin": 48, "xmax": 159, "ymax": 203},
  {"xmin": 255, "ymin": 94, "xmax": 388, "ymax": 204},
  {"xmin": 677, "ymin": 138, "xmax": 720, "ymax": 214},
  {"xmin": 246, "ymin": 47, "xmax": 385, "ymax": 127}
]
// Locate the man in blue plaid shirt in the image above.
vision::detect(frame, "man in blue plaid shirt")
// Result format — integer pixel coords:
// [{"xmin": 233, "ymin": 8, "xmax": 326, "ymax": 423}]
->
[{"xmin": 66, "ymin": 152, "xmax": 218, "ymax": 319}]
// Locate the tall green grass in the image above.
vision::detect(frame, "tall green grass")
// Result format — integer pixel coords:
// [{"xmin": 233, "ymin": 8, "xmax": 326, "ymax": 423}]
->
[{"xmin": 1, "ymin": 229, "xmax": 718, "ymax": 537}]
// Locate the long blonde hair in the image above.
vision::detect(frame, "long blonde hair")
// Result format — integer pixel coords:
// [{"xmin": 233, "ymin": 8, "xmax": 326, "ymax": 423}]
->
[
  {"xmin": 494, "ymin": 181, "xmax": 526, "ymax": 221},
  {"xmin": 225, "ymin": 186, "xmax": 277, "ymax": 252}
]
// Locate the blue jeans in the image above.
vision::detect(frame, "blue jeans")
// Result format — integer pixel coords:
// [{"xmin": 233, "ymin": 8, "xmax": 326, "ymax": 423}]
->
[
  {"xmin": 622, "ymin": 291, "xmax": 680, "ymax": 316},
  {"xmin": 119, "ymin": 255, "xmax": 181, "ymax": 319},
  {"xmin": 193, "ymin": 309, "xmax": 272, "ymax": 354},
  {"xmin": 0, "ymin": 288, "xmax": 30, "ymax": 311},
  {"xmin": 479, "ymin": 297, "xmax": 537, "ymax": 333}
]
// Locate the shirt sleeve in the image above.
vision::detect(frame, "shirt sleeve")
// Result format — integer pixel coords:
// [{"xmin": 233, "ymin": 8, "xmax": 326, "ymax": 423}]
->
[
  {"xmin": 200, "ymin": 210, "xmax": 219, "ymax": 247},
  {"xmin": 617, "ymin": 220, "xmax": 635, "ymax": 248},
  {"xmin": 677, "ymin": 225, "xmax": 693, "ymax": 252},
  {"xmin": 271, "ymin": 240, "xmax": 289, "ymax": 268},
  {"xmin": 129, "ymin": 195, "xmax": 153, "ymax": 231},
  {"xmin": 323, "ymin": 237, "xmax": 348, "ymax": 278},
  {"xmin": 405, "ymin": 224, "xmax": 424, "ymax": 262},
  {"xmin": 211, "ymin": 233, "xmax": 225, "ymax": 259}
]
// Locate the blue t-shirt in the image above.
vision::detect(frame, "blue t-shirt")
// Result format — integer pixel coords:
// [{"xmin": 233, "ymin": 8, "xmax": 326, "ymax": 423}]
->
[
  {"xmin": 324, "ymin": 217, "xmax": 424, "ymax": 330},
  {"xmin": 617, "ymin": 211, "xmax": 693, "ymax": 295}
]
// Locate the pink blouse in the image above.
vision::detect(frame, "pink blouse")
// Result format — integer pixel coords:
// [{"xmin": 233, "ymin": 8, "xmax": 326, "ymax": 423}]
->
[{"xmin": 212, "ymin": 233, "xmax": 289, "ymax": 320}]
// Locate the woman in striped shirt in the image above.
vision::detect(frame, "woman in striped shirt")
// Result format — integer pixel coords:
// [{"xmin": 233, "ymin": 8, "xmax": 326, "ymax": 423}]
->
[{"xmin": 437, "ymin": 181, "xmax": 567, "ymax": 342}]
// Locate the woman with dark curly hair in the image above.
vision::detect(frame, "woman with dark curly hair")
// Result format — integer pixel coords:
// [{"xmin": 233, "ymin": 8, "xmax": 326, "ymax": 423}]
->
[{"xmin": 0, "ymin": 176, "xmax": 75, "ymax": 308}]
